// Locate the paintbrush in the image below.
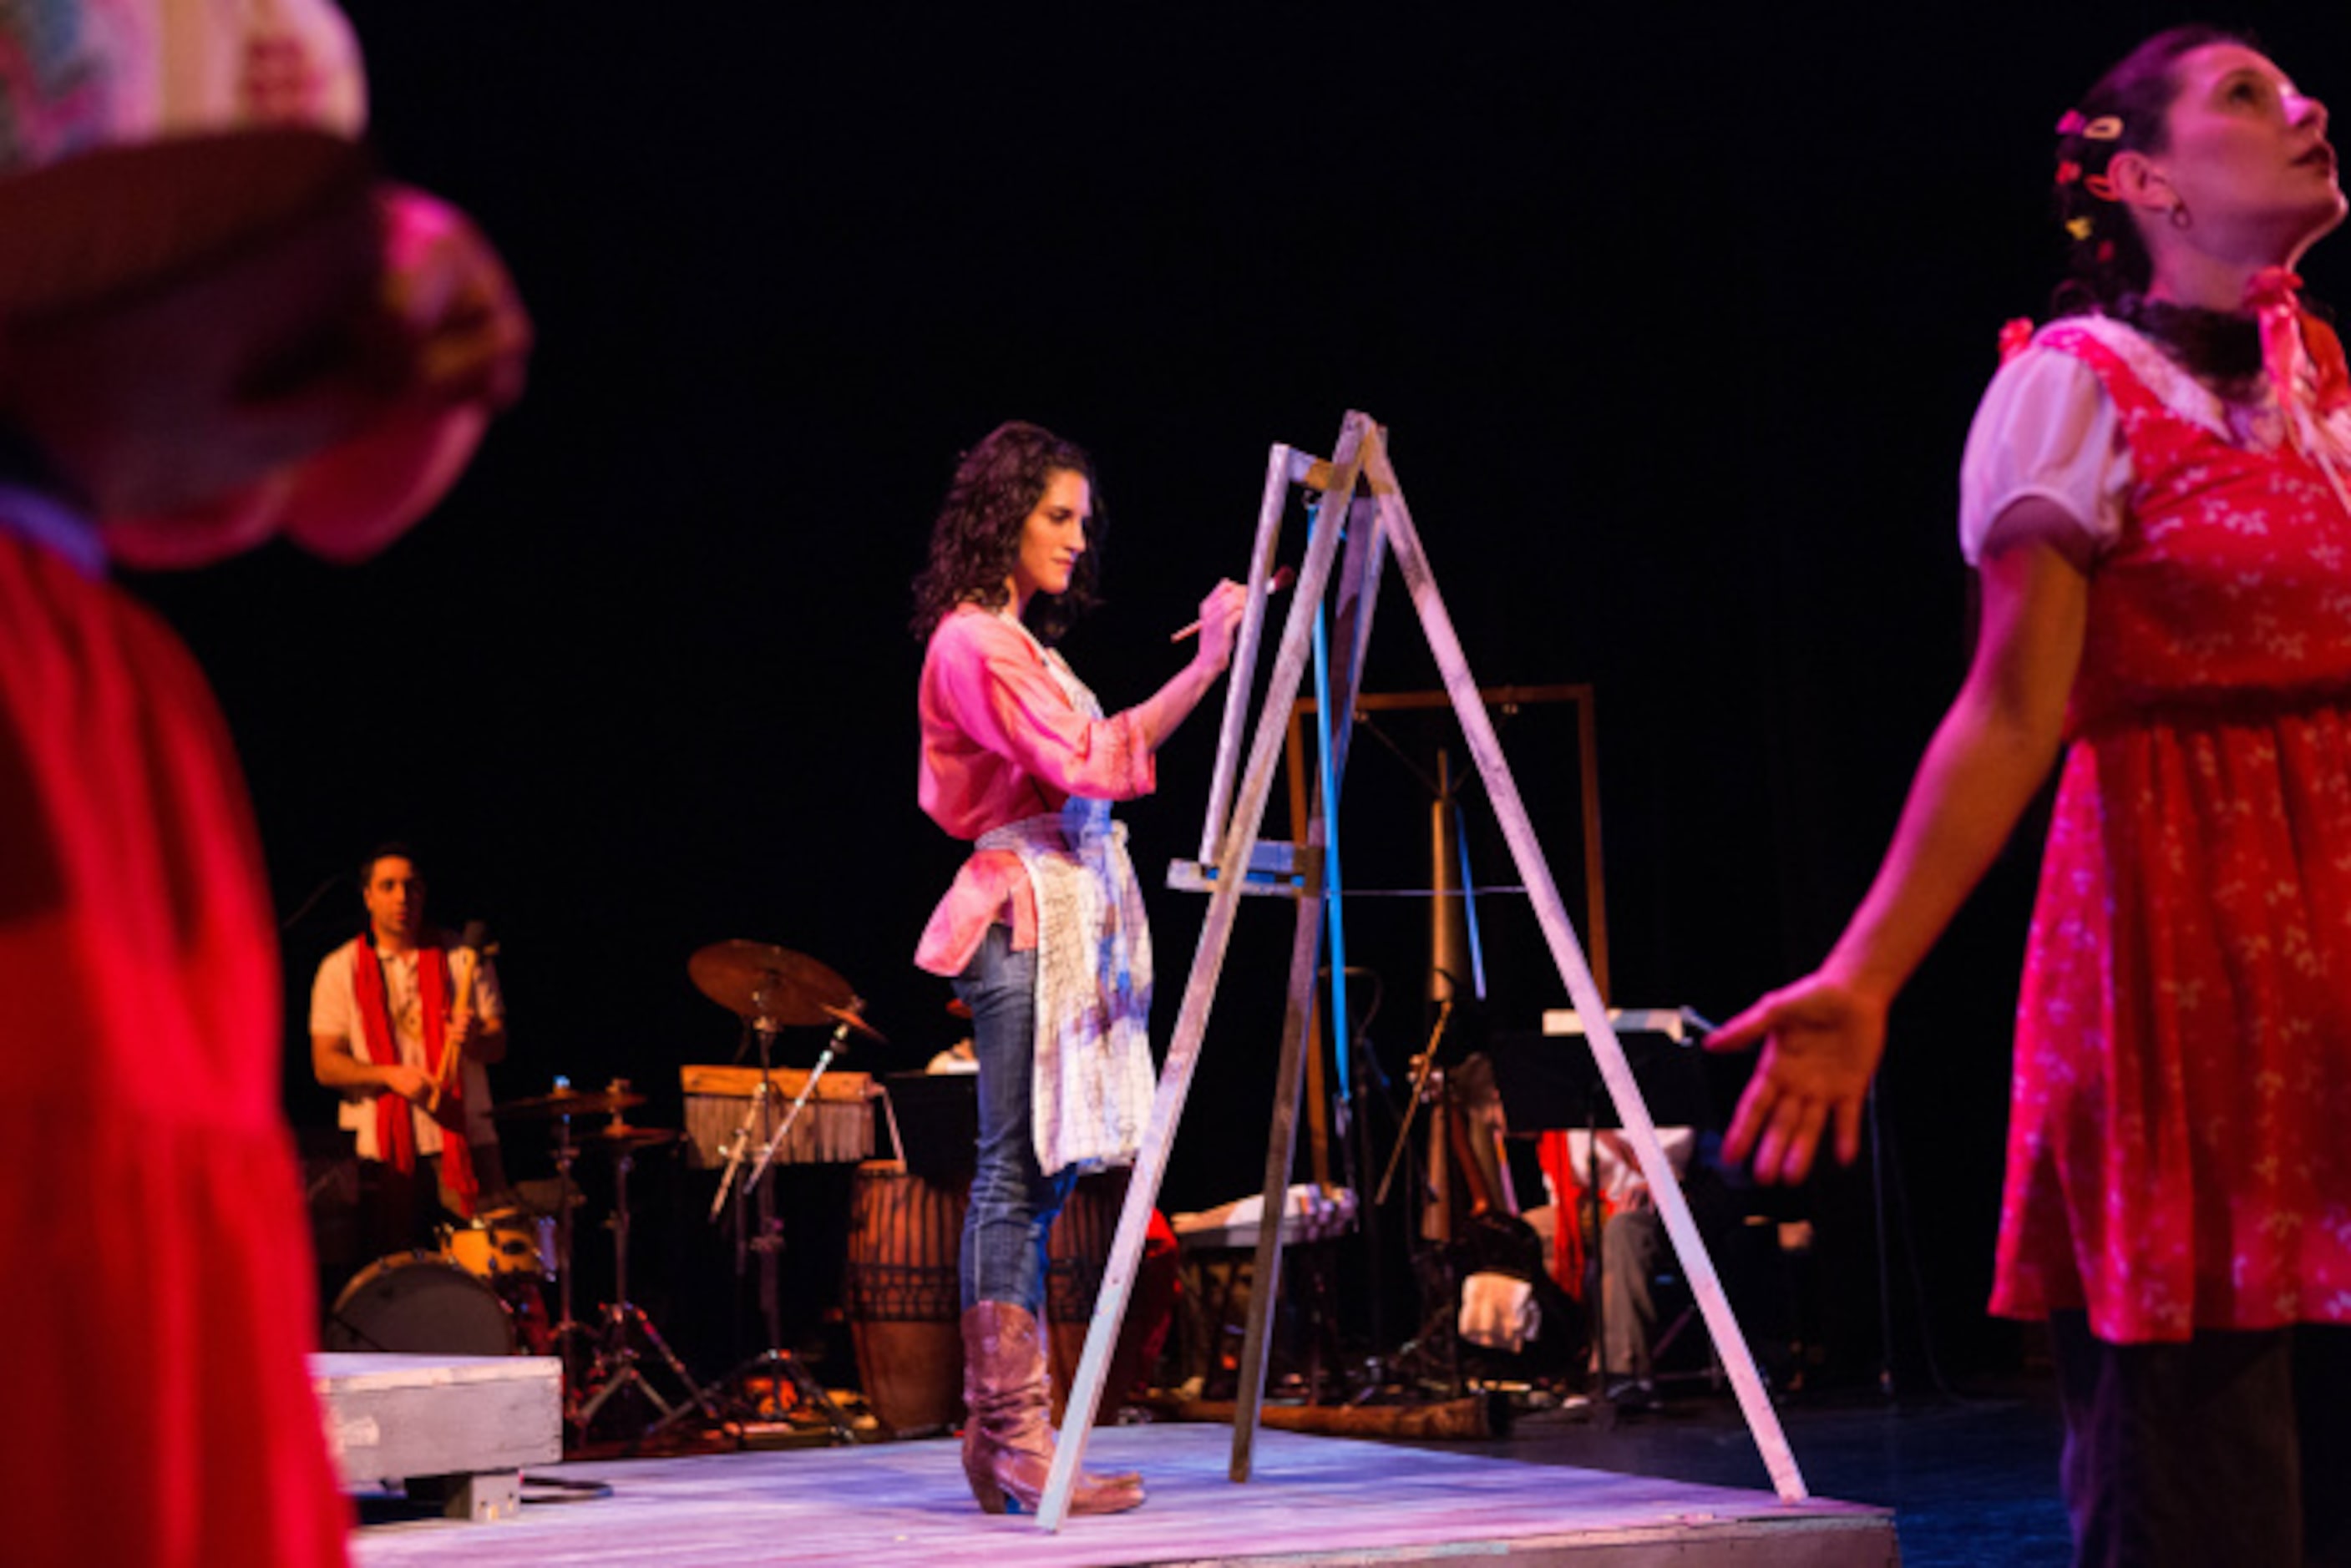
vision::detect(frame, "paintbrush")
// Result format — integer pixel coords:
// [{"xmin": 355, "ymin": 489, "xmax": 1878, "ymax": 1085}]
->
[{"xmin": 1172, "ymin": 564, "xmax": 1295, "ymax": 642}]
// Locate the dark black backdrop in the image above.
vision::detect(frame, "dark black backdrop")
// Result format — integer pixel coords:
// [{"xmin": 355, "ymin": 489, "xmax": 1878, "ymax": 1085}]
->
[{"xmin": 128, "ymin": 7, "xmax": 2351, "ymax": 1383}]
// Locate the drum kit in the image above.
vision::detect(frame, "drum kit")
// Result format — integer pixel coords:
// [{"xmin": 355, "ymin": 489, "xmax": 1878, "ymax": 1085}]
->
[{"xmin": 322, "ymin": 938, "xmax": 884, "ymax": 1448}]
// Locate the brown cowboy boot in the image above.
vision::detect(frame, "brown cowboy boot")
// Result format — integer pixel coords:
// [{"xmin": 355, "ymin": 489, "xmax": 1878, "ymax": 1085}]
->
[{"xmin": 959, "ymin": 1301, "xmax": 1144, "ymax": 1515}]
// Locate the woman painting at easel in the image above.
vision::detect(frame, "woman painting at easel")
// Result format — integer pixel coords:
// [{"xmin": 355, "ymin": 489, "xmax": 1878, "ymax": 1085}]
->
[
  {"xmin": 1709, "ymin": 28, "xmax": 2351, "ymax": 1565},
  {"xmin": 910, "ymin": 420, "xmax": 1245, "ymax": 1515}
]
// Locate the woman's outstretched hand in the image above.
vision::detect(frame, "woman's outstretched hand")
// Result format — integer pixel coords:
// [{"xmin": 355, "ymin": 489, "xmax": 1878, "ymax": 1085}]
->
[{"xmin": 1705, "ymin": 975, "xmax": 1889, "ymax": 1185}]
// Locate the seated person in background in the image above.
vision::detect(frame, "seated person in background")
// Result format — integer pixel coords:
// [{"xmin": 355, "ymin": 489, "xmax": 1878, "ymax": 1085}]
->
[{"xmin": 1526, "ymin": 1126, "xmax": 1695, "ymax": 1404}]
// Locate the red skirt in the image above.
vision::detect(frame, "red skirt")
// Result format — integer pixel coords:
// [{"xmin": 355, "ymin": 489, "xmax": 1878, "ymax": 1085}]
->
[{"xmin": 0, "ymin": 534, "xmax": 347, "ymax": 1565}]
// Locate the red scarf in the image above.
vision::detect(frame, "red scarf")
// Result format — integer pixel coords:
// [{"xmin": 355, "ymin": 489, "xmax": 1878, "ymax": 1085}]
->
[
  {"xmin": 1535, "ymin": 1130, "xmax": 1619, "ymax": 1302},
  {"xmin": 349, "ymin": 933, "xmax": 478, "ymax": 1218}
]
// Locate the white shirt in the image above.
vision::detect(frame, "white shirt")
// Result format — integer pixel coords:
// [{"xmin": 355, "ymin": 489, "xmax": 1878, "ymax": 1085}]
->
[
  {"xmin": 312, "ymin": 938, "xmax": 503, "ymax": 1160},
  {"xmin": 1957, "ymin": 313, "xmax": 2343, "ymax": 565}
]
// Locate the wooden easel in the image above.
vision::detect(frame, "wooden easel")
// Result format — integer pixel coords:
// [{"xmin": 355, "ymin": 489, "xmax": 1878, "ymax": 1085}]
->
[{"xmin": 1036, "ymin": 412, "xmax": 1807, "ymax": 1529}]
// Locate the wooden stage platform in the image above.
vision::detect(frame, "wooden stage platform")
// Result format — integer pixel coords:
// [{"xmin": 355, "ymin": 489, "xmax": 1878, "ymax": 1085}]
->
[{"xmin": 346, "ymin": 1422, "xmax": 1898, "ymax": 1566}]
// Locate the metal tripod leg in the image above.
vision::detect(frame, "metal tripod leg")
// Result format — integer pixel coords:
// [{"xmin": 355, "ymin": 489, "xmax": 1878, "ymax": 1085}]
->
[
  {"xmin": 657, "ymin": 1346, "xmax": 860, "ymax": 1444},
  {"xmin": 568, "ymin": 1146, "xmax": 720, "ymax": 1439},
  {"xmin": 661, "ymin": 1069, "xmax": 866, "ymax": 1444}
]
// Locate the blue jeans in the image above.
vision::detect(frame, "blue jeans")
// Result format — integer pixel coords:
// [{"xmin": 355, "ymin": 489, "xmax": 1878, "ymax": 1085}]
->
[{"xmin": 954, "ymin": 923, "xmax": 1075, "ymax": 1317}]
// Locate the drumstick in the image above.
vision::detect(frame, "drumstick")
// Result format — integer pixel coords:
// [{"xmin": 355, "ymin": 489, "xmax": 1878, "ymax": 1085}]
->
[
  {"xmin": 426, "ymin": 950, "xmax": 477, "ymax": 1115},
  {"xmin": 428, "ymin": 923, "xmax": 492, "ymax": 1114},
  {"xmin": 1172, "ymin": 565, "xmax": 1293, "ymax": 642}
]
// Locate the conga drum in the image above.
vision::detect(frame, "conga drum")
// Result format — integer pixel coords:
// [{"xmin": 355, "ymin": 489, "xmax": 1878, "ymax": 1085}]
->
[
  {"xmin": 1044, "ymin": 1167, "xmax": 1129, "ymax": 1424},
  {"xmin": 844, "ymin": 1159, "xmax": 969, "ymax": 1434}
]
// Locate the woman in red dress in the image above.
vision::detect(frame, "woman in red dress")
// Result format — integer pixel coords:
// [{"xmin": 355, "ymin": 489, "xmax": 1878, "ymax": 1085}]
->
[
  {"xmin": 0, "ymin": 7, "xmax": 529, "ymax": 1565},
  {"xmin": 1710, "ymin": 28, "xmax": 2351, "ymax": 1565}
]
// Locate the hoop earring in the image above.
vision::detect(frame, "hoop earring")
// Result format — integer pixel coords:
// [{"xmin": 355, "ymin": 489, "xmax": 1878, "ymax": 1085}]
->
[{"xmin": 2170, "ymin": 201, "xmax": 2192, "ymax": 231}]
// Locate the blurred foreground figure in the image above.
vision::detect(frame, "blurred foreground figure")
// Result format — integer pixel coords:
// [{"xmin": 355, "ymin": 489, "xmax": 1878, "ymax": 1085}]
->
[
  {"xmin": 0, "ymin": 4, "xmax": 529, "ymax": 1565},
  {"xmin": 1709, "ymin": 28, "xmax": 2350, "ymax": 1566}
]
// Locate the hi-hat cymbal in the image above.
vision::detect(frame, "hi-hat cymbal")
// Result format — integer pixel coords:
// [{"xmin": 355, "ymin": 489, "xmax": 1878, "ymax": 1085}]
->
[
  {"xmin": 689, "ymin": 939, "xmax": 855, "ymax": 1028},
  {"xmin": 489, "ymin": 1085, "xmax": 646, "ymax": 1120}
]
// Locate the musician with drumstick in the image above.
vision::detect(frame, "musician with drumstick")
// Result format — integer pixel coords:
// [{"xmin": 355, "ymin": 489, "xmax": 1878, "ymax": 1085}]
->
[
  {"xmin": 312, "ymin": 843, "xmax": 511, "ymax": 1255},
  {"xmin": 912, "ymin": 420, "xmax": 1247, "ymax": 1516}
]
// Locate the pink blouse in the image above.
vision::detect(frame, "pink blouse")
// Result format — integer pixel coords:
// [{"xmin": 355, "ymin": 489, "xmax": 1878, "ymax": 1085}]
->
[{"xmin": 915, "ymin": 605, "xmax": 1156, "ymax": 976}]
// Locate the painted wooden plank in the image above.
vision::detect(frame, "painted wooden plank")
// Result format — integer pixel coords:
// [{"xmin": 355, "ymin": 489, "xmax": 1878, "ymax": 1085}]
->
[
  {"xmin": 1230, "ymin": 431, "xmax": 1390, "ymax": 1480},
  {"xmin": 1198, "ymin": 442, "xmax": 1305, "ymax": 866},
  {"xmin": 1228, "ymin": 813, "xmax": 1328, "ymax": 1481},
  {"xmin": 313, "ymin": 1353, "xmax": 562, "ymax": 1488},
  {"xmin": 1365, "ymin": 435, "xmax": 1807, "ymax": 1505}
]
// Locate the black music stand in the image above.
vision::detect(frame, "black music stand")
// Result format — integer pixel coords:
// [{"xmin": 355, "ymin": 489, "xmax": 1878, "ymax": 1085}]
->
[
  {"xmin": 883, "ymin": 1071, "xmax": 979, "ymax": 1186},
  {"xmin": 1488, "ymin": 1009, "xmax": 1719, "ymax": 1420},
  {"xmin": 1489, "ymin": 1011, "xmax": 1719, "ymax": 1136}
]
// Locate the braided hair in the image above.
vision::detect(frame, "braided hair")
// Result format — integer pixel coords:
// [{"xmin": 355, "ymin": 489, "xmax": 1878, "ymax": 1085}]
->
[
  {"xmin": 2050, "ymin": 24, "xmax": 2243, "ymax": 319},
  {"xmin": 909, "ymin": 421, "xmax": 1104, "ymax": 646}
]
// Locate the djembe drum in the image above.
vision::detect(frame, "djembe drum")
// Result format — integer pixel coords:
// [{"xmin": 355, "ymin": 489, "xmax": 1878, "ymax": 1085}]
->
[
  {"xmin": 842, "ymin": 1159, "xmax": 1139, "ymax": 1433},
  {"xmin": 1044, "ymin": 1167, "xmax": 1130, "ymax": 1424},
  {"xmin": 843, "ymin": 1160, "xmax": 968, "ymax": 1434}
]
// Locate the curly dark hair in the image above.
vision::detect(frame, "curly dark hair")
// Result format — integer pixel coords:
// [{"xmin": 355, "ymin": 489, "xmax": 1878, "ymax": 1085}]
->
[
  {"xmin": 2050, "ymin": 25, "xmax": 2244, "ymax": 317},
  {"xmin": 909, "ymin": 420, "xmax": 1104, "ymax": 645}
]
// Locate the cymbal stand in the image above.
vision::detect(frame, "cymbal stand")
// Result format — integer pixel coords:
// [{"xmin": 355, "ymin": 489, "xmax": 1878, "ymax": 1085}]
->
[
  {"xmin": 542, "ymin": 1090, "xmax": 594, "ymax": 1373},
  {"xmin": 660, "ymin": 1009, "xmax": 860, "ymax": 1442},
  {"xmin": 571, "ymin": 1136, "xmax": 722, "ymax": 1437}
]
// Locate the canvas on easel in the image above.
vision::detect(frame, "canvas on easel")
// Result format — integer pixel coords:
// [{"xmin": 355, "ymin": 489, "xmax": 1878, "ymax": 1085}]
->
[{"xmin": 1036, "ymin": 412, "xmax": 1806, "ymax": 1530}]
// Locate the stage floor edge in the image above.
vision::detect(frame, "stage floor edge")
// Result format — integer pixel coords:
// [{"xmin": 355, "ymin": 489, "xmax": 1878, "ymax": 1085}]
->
[{"xmin": 345, "ymin": 1422, "xmax": 1898, "ymax": 1567}]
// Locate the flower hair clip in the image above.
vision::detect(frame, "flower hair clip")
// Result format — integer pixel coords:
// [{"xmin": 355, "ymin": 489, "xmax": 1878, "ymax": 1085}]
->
[
  {"xmin": 2065, "ymin": 215, "xmax": 2096, "ymax": 241},
  {"xmin": 2055, "ymin": 109, "xmax": 2125, "ymax": 142},
  {"xmin": 2082, "ymin": 173, "xmax": 2119, "ymax": 201}
]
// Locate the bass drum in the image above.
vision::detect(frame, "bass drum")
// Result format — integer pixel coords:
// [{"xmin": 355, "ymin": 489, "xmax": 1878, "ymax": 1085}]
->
[{"xmin": 324, "ymin": 1252, "xmax": 517, "ymax": 1356}]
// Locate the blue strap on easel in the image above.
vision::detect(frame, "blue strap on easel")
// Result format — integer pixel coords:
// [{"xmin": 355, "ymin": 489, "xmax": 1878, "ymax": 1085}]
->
[
  {"xmin": 1452, "ymin": 796, "xmax": 1487, "ymax": 999},
  {"xmin": 1310, "ymin": 542, "xmax": 1350, "ymax": 1101}
]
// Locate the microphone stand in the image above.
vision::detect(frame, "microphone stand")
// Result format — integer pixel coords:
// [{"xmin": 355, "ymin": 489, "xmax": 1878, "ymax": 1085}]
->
[
  {"xmin": 1375, "ymin": 997, "xmax": 1452, "ymax": 1206},
  {"xmin": 660, "ymin": 1000, "xmax": 862, "ymax": 1443},
  {"xmin": 707, "ymin": 1019, "xmax": 773, "ymax": 1223},
  {"xmin": 740, "ymin": 1015, "xmax": 854, "ymax": 1196}
]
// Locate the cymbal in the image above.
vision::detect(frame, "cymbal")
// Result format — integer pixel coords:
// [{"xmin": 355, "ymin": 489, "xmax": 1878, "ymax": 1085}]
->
[
  {"xmin": 689, "ymin": 939, "xmax": 856, "ymax": 1028},
  {"xmin": 585, "ymin": 1125, "xmax": 681, "ymax": 1152},
  {"xmin": 821, "ymin": 1002, "xmax": 889, "ymax": 1045},
  {"xmin": 488, "ymin": 1085, "xmax": 647, "ymax": 1120}
]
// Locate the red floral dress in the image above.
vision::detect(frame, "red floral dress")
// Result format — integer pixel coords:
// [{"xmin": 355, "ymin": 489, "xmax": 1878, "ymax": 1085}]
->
[
  {"xmin": 0, "ymin": 529, "xmax": 348, "ymax": 1565},
  {"xmin": 1990, "ymin": 319, "xmax": 2351, "ymax": 1343}
]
